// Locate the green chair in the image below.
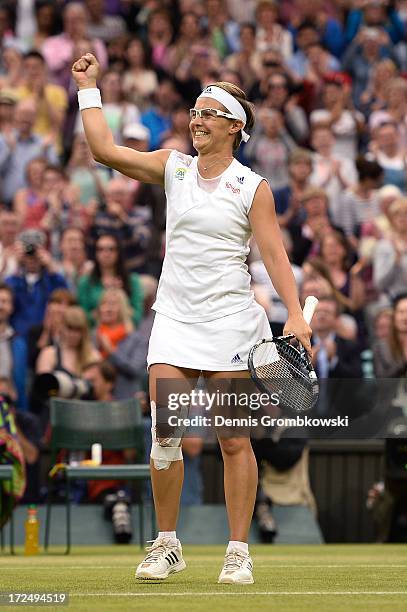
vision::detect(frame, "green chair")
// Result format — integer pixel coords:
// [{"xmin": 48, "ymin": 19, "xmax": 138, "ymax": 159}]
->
[
  {"xmin": 44, "ymin": 397, "xmax": 154, "ymax": 554},
  {"xmin": 0, "ymin": 465, "xmax": 14, "ymax": 554}
]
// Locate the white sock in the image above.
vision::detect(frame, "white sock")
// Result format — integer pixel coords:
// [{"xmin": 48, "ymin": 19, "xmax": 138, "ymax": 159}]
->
[
  {"xmin": 227, "ymin": 540, "xmax": 248, "ymax": 554},
  {"xmin": 158, "ymin": 531, "xmax": 177, "ymax": 541}
]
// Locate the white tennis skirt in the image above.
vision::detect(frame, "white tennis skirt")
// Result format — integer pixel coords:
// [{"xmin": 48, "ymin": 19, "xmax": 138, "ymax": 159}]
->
[{"xmin": 147, "ymin": 301, "xmax": 272, "ymax": 371}]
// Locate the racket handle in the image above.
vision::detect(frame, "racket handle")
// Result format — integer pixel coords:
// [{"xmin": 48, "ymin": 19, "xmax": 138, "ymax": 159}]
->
[{"xmin": 303, "ymin": 296, "xmax": 319, "ymax": 325}]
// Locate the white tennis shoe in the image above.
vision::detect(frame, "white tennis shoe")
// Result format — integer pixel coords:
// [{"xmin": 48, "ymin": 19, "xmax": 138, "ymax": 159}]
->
[
  {"xmin": 135, "ymin": 537, "xmax": 186, "ymax": 580},
  {"xmin": 218, "ymin": 549, "xmax": 254, "ymax": 584}
]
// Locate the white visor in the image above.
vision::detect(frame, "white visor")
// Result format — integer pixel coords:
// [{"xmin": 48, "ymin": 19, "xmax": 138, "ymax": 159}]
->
[{"xmin": 197, "ymin": 85, "xmax": 250, "ymax": 142}]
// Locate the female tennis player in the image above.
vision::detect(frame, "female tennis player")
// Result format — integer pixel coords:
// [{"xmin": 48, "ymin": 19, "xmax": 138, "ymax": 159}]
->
[{"xmin": 72, "ymin": 53, "xmax": 312, "ymax": 585}]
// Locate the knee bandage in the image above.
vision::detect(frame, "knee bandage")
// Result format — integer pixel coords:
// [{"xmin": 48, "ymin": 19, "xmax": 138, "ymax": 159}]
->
[{"xmin": 150, "ymin": 400, "xmax": 189, "ymax": 470}]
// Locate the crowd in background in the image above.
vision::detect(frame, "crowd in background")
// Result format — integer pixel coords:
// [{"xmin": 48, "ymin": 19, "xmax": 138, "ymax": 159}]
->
[{"xmin": 0, "ymin": 0, "xmax": 407, "ymax": 530}]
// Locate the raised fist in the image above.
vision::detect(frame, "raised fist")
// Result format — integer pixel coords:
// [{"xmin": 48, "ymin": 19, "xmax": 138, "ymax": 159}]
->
[{"xmin": 71, "ymin": 53, "xmax": 100, "ymax": 89}]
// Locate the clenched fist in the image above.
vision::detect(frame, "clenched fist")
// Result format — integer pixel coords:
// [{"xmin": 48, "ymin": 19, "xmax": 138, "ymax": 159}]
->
[{"xmin": 72, "ymin": 53, "xmax": 100, "ymax": 90}]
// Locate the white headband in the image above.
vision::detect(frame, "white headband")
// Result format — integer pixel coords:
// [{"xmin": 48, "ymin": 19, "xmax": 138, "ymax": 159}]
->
[{"xmin": 197, "ymin": 85, "xmax": 250, "ymax": 142}]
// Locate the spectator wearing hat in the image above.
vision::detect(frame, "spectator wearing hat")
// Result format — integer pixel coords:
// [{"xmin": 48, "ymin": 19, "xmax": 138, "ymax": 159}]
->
[
  {"xmin": 0, "ymin": 98, "xmax": 59, "ymax": 207},
  {"xmin": 310, "ymin": 73, "xmax": 365, "ymax": 160}
]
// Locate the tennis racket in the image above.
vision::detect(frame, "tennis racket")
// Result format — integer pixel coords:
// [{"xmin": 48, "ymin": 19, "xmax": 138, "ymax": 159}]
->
[{"xmin": 248, "ymin": 296, "xmax": 319, "ymax": 413}]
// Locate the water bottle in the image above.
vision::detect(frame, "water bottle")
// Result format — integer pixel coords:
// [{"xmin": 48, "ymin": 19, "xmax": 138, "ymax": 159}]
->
[{"xmin": 24, "ymin": 505, "xmax": 40, "ymax": 555}]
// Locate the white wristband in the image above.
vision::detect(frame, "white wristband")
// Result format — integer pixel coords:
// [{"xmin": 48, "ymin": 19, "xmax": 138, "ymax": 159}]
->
[{"xmin": 77, "ymin": 88, "xmax": 102, "ymax": 111}]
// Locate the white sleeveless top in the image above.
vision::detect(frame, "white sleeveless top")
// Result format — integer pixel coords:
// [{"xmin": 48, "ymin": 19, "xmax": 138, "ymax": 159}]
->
[{"xmin": 151, "ymin": 150, "xmax": 265, "ymax": 323}]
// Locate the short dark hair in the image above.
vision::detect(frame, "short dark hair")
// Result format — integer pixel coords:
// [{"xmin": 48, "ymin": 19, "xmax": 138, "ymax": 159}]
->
[
  {"xmin": 355, "ymin": 156, "xmax": 383, "ymax": 182},
  {"xmin": 83, "ymin": 360, "xmax": 117, "ymax": 385},
  {"xmin": 0, "ymin": 282, "xmax": 14, "ymax": 301},
  {"xmin": 318, "ymin": 295, "xmax": 342, "ymax": 316},
  {"xmin": 24, "ymin": 50, "xmax": 46, "ymax": 63}
]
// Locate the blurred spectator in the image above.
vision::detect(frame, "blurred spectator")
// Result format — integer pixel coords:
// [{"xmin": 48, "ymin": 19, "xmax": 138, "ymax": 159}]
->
[
  {"xmin": 263, "ymin": 73, "xmax": 309, "ymax": 145},
  {"xmin": 36, "ymin": 305, "xmax": 100, "ymax": 378},
  {"xmin": 0, "ymin": 211, "xmax": 21, "ymax": 278},
  {"xmin": 274, "ymin": 148, "xmax": 313, "ymax": 227},
  {"xmin": 13, "ymin": 50, "xmax": 68, "ymax": 153},
  {"xmin": 141, "ymin": 78, "xmax": 179, "ymax": 150},
  {"xmin": 310, "ymin": 123, "xmax": 357, "ymax": 224},
  {"xmin": 67, "ymin": 134, "xmax": 109, "ymax": 206},
  {"xmin": 93, "ymin": 287, "xmax": 134, "ymax": 359},
  {"xmin": 320, "ymin": 230, "xmax": 366, "ymax": 312},
  {"xmin": 0, "ymin": 283, "xmax": 28, "ymax": 410},
  {"xmin": 167, "ymin": 11, "xmax": 207, "ymax": 74},
  {"xmin": 77, "ymin": 233, "xmax": 144, "ymax": 327},
  {"xmin": 0, "ymin": 44, "xmax": 24, "ymax": 90},
  {"xmin": 121, "ymin": 123, "xmax": 150, "ymax": 153},
  {"xmin": 342, "ymin": 26, "xmax": 399, "ymax": 109},
  {"xmin": 287, "ymin": 0, "xmax": 345, "ymax": 58},
  {"xmin": 122, "ymin": 38, "xmax": 158, "ymax": 109},
  {"xmin": 57, "ymin": 227, "xmax": 93, "ymax": 293},
  {"xmin": 30, "ymin": 0, "xmax": 59, "ymax": 52},
  {"xmin": 248, "ymin": 47, "xmax": 287, "ymax": 102},
  {"xmin": 289, "ymin": 187, "xmax": 334, "ymax": 266},
  {"xmin": 310, "ymin": 73, "xmax": 365, "ymax": 160},
  {"xmin": 0, "ymin": 98, "xmax": 59, "ymax": 206},
  {"xmin": 359, "ymin": 184, "xmax": 402, "ymax": 262},
  {"xmin": 5, "ymin": 230, "xmax": 67, "ymax": 337},
  {"xmin": 85, "ymin": 0, "xmax": 126, "ymax": 43},
  {"xmin": 245, "ymin": 108, "xmax": 296, "ymax": 191},
  {"xmin": 336, "ymin": 155, "xmax": 383, "ymax": 241},
  {"xmin": 204, "ymin": 0, "xmax": 240, "ymax": 58},
  {"xmin": 0, "ymin": 87, "xmax": 17, "ymax": 132},
  {"xmin": 345, "ymin": 0, "xmax": 405, "ymax": 47},
  {"xmin": 147, "ymin": 8, "xmax": 174, "ymax": 71},
  {"xmin": 311, "ymin": 296, "xmax": 363, "ymax": 381},
  {"xmin": 373, "ymin": 292, "xmax": 407, "ymax": 377},
  {"xmin": 255, "ymin": 0, "xmax": 293, "ymax": 60},
  {"xmin": 369, "ymin": 121, "xmax": 407, "ymax": 192},
  {"xmin": 373, "ymin": 306, "xmax": 393, "ymax": 341},
  {"xmin": 373, "ymin": 198, "xmax": 407, "ymax": 300},
  {"xmin": 359, "ymin": 58, "xmax": 398, "ymax": 117},
  {"xmin": 27, "ymin": 287, "xmax": 77, "ymax": 371},
  {"xmin": 225, "ymin": 23, "xmax": 262, "ymax": 90},
  {"xmin": 369, "ymin": 78, "xmax": 407, "ymax": 148},
  {"xmin": 13, "ymin": 157, "xmax": 47, "ymax": 230},
  {"xmin": 90, "ymin": 177, "xmax": 153, "ymax": 274},
  {"xmin": 41, "ymin": 2, "xmax": 107, "ymax": 87}
]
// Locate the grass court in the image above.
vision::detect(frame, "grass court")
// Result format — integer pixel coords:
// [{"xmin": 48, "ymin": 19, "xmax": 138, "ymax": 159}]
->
[{"xmin": 1, "ymin": 544, "xmax": 407, "ymax": 611}]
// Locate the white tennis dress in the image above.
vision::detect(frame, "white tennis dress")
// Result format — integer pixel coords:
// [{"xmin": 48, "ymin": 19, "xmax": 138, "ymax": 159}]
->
[{"xmin": 147, "ymin": 150, "xmax": 272, "ymax": 371}]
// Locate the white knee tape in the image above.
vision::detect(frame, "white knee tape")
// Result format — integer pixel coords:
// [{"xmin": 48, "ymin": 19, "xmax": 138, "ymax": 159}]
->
[{"xmin": 150, "ymin": 400, "xmax": 184, "ymax": 470}]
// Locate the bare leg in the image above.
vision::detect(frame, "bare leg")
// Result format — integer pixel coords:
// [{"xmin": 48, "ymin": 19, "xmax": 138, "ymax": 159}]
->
[
  {"xmin": 149, "ymin": 364, "xmax": 199, "ymax": 531},
  {"xmin": 205, "ymin": 370, "xmax": 257, "ymax": 542}
]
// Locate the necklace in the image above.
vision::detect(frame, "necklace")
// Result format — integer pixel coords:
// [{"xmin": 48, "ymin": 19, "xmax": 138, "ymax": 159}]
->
[{"xmin": 200, "ymin": 156, "xmax": 234, "ymax": 172}]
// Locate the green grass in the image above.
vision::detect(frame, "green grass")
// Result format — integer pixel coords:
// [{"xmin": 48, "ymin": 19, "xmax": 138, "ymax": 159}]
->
[{"xmin": 1, "ymin": 545, "xmax": 407, "ymax": 611}]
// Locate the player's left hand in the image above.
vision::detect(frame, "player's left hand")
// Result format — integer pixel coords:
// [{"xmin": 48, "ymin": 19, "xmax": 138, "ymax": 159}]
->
[{"xmin": 284, "ymin": 313, "xmax": 312, "ymax": 358}]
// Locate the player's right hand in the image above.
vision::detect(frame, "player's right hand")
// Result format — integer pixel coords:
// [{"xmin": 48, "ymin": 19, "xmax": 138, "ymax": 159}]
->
[{"xmin": 71, "ymin": 53, "xmax": 100, "ymax": 89}]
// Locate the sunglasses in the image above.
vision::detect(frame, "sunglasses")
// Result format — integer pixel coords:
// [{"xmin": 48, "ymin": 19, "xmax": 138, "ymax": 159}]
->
[{"xmin": 189, "ymin": 108, "xmax": 240, "ymax": 121}]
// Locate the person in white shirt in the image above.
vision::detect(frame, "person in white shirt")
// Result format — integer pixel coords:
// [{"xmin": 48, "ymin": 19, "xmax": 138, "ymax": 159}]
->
[{"xmin": 72, "ymin": 53, "xmax": 312, "ymax": 585}]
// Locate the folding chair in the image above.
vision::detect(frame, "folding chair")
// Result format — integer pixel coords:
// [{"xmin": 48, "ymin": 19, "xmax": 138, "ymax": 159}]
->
[
  {"xmin": 0, "ymin": 465, "xmax": 14, "ymax": 554},
  {"xmin": 44, "ymin": 397, "xmax": 154, "ymax": 553}
]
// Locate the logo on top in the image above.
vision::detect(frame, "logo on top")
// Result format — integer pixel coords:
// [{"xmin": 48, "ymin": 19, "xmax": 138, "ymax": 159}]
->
[
  {"xmin": 226, "ymin": 181, "xmax": 240, "ymax": 195},
  {"xmin": 236, "ymin": 176, "xmax": 244, "ymax": 184},
  {"xmin": 175, "ymin": 167, "xmax": 187, "ymax": 181},
  {"xmin": 203, "ymin": 86, "xmax": 212, "ymax": 93}
]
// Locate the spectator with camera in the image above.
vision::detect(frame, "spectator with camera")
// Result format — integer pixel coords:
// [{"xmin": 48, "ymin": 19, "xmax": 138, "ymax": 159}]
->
[
  {"xmin": 5, "ymin": 230, "xmax": 67, "ymax": 338},
  {"xmin": 78, "ymin": 233, "xmax": 144, "ymax": 327}
]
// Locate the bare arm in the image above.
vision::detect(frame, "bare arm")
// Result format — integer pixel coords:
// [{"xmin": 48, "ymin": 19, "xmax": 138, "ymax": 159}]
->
[
  {"xmin": 72, "ymin": 53, "xmax": 171, "ymax": 185},
  {"xmin": 249, "ymin": 180, "xmax": 312, "ymax": 355},
  {"xmin": 36, "ymin": 345, "xmax": 57, "ymax": 374}
]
